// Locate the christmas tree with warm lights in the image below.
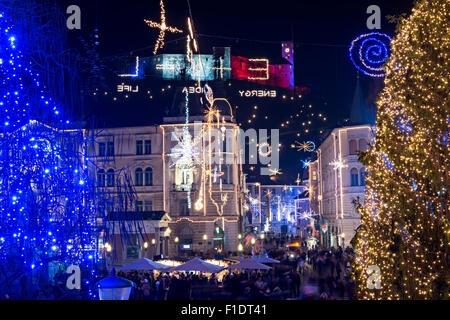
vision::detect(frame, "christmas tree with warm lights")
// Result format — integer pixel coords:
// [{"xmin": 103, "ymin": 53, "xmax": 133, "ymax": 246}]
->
[
  {"xmin": 0, "ymin": 11, "xmax": 100, "ymax": 299},
  {"xmin": 354, "ymin": 0, "xmax": 449, "ymax": 299}
]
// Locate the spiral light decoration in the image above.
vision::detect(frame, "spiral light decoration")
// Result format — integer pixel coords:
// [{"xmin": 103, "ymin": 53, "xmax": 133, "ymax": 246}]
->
[{"xmin": 349, "ymin": 32, "xmax": 392, "ymax": 77}]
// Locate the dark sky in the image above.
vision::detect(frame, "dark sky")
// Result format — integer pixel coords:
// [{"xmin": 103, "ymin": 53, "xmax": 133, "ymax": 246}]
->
[
  {"xmin": 57, "ymin": 0, "xmax": 415, "ymax": 183},
  {"xmin": 60, "ymin": 0, "xmax": 414, "ymax": 117}
]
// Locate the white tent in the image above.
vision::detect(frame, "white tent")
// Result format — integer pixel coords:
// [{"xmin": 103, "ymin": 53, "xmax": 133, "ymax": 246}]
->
[
  {"xmin": 119, "ymin": 258, "xmax": 169, "ymax": 271},
  {"xmin": 251, "ymin": 255, "xmax": 280, "ymax": 264},
  {"xmin": 168, "ymin": 257, "xmax": 224, "ymax": 273},
  {"xmin": 228, "ymin": 258, "xmax": 272, "ymax": 270}
]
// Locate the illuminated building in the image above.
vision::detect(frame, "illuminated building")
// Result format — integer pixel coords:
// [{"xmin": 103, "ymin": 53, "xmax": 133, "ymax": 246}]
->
[
  {"xmin": 308, "ymin": 79, "xmax": 375, "ymax": 247},
  {"xmin": 245, "ymin": 183, "xmax": 308, "ymax": 236},
  {"xmin": 118, "ymin": 43, "xmax": 297, "ymax": 91},
  {"xmin": 87, "ymin": 106, "xmax": 244, "ymax": 263}
]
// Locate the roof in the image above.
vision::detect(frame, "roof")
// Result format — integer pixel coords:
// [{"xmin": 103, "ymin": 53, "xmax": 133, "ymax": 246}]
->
[
  {"xmin": 106, "ymin": 211, "xmax": 167, "ymax": 221},
  {"xmin": 349, "ymin": 76, "xmax": 375, "ymax": 125},
  {"xmin": 169, "ymin": 257, "xmax": 224, "ymax": 273},
  {"xmin": 228, "ymin": 258, "xmax": 272, "ymax": 270}
]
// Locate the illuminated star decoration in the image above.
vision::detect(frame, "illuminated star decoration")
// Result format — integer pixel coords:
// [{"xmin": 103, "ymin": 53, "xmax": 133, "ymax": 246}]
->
[
  {"xmin": 302, "ymin": 160, "xmax": 312, "ymax": 169},
  {"xmin": 330, "ymin": 160, "xmax": 348, "ymax": 170},
  {"xmin": 144, "ymin": 0, "xmax": 183, "ymax": 55},
  {"xmin": 349, "ymin": 32, "xmax": 392, "ymax": 77},
  {"xmin": 293, "ymin": 141, "xmax": 316, "ymax": 152},
  {"xmin": 269, "ymin": 168, "xmax": 282, "ymax": 176},
  {"xmin": 168, "ymin": 128, "xmax": 202, "ymax": 168},
  {"xmin": 298, "ymin": 210, "xmax": 319, "ymax": 220},
  {"xmin": 295, "ymin": 174, "xmax": 301, "ymax": 185}
]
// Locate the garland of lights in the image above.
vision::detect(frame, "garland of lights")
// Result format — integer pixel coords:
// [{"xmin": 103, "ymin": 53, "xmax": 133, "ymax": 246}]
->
[
  {"xmin": 144, "ymin": 0, "xmax": 183, "ymax": 55},
  {"xmin": 0, "ymin": 11, "xmax": 101, "ymax": 298},
  {"xmin": 349, "ymin": 32, "xmax": 392, "ymax": 77},
  {"xmin": 354, "ymin": 0, "xmax": 449, "ymax": 300}
]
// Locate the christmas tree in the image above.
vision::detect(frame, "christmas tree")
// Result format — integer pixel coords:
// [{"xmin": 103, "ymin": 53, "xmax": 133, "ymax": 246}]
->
[
  {"xmin": 0, "ymin": 11, "xmax": 100, "ymax": 298},
  {"xmin": 354, "ymin": 0, "xmax": 449, "ymax": 299}
]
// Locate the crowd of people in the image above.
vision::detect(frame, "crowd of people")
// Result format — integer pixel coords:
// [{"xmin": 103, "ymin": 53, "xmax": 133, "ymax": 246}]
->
[{"xmin": 118, "ymin": 245, "xmax": 357, "ymax": 300}]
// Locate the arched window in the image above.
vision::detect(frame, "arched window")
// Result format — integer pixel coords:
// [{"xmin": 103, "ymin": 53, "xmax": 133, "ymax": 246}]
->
[
  {"xmin": 97, "ymin": 169, "xmax": 106, "ymax": 187},
  {"xmin": 360, "ymin": 168, "xmax": 366, "ymax": 186},
  {"xmin": 350, "ymin": 168, "xmax": 359, "ymax": 186},
  {"xmin": 359, "ymin": 139, "xmax": 368, "ymax": 152},
  {"xmin": 222, "ymin": 165, "xmax": 231, "ymax": 184},
  {"xmin": 144, "ymin": 167, "xmax": 153, "ymax": 186},
  {"xmin": 106, "ymin": 169, "xmax": 115, "ymax": 187},
  {"xmin": 135, "ymin": 168, "xmax": 143, "ymax": 186},
  {"xmin": 349, "ymin": 140, "xmax": 358, "ymax": 155}
]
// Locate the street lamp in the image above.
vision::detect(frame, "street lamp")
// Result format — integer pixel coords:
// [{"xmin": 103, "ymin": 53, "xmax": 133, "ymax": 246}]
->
[
  {"xmin": 174, "ymin": 236, "xmax": 179, "ymax": 243},
  {"xmin": 251, "ymin": 238, "xmax": 256, "ymax": 245},
  {"xmin": 238, "ymin": 243, "xmax": 243, "ymax": 252},
  {"xmin": 238, "ymin": 234, "xmax": 242, "ymax": 240},
  {"xmin": 96, "ymin": 269, "xmax": 135, "ymax": 300},
  {"xmin": 203, "ymin": 234, "xmax": 208, "ymax": 256}
]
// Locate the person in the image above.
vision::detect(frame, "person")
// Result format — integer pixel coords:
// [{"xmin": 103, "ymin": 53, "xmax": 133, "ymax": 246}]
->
[{"xmin": 142, "ymin": 278, "xmax": 151, "ymax": 300}]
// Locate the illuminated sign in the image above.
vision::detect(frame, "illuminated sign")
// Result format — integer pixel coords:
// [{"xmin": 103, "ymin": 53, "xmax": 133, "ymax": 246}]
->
[
  {"xmin": 248, "ymin": 58, "xmax": 269, "ymax": 80},
  {"xmin": 119, "ymin": 56, "xmax": 139, "ymax": 77},
  {"xmin": 117, "ymin": 84, "xmax": 139, "ymax": 93},
  {"xmin": 238, "ymin": 89, "xmax": 277, "ymax": 98},
  {"xmin": 182, "ymin": 86, "xmax": 205, "ymax": 94}
]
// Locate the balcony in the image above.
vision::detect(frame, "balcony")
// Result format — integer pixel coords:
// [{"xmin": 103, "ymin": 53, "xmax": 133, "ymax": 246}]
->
[{"xmin": 172, "ymin": 183, "xmax": 197, "ymax": 192}]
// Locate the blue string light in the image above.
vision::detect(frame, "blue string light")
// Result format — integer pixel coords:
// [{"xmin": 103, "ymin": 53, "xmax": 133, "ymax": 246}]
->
[
  {"xmin": 0, "ymin": 11, "xmax": 101, "ymax": 298},
  {"xmin": 349, "ymin": 32, "xmax": 392, "ymax": 77}
]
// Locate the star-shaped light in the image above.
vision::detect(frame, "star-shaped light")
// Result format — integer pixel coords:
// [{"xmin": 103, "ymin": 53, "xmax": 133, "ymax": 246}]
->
[
  {"xmin": 295, "ymin": 173, "xmax": 301, "ymax": 185},
  {"xmin": 269, "ymin": 168, "xmax": 282, "ymax": 176},
  {"xmin": 292, "ymin": 141, "xmax": 316, "ymax": 152},
  {"xmin": 330, "ymin": 160, "xmax": 348, "ymax": 170},
  {"xmin": 144, "ymin": 0, "xmax": 183, "ymax": 55}
]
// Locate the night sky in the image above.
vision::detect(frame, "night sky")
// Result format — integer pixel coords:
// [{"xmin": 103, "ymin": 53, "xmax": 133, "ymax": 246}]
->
[{"xmin": 57, "ymin": 0, "xmax": 415, "ymax": 183}]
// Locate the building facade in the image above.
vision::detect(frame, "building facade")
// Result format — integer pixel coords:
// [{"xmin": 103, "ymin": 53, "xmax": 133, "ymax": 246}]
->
[
  {"xmin": 308, "ymin": 125, "xmax": 374, "ymax": 248},
  {"xmin": 245, "ymin": 183, "xmax": 308, "ymax": 236},
  {"xmin": 88, "ymin": 114, "xmax": 244, "ymax": 265}
]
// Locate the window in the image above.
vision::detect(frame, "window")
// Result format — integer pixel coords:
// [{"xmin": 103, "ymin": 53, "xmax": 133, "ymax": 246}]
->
[
  {"xmin": 180, "ymin": 199, "xmax": 189, "ymax": 216},
  {"xmin": 144, "ymin": 200, "xmax": 152, "ymax": 212},
  {"xmin": 349, "ymin": 140, "xmax": 358, "ymax": 155},
  {"xmin": 98, "ymin": 142, "xmax": 106, "ymax": 157},
  {"xmin": 350, "ymin": 168, "xmax": 359, "ymax": 186},
  {"xmin": 144, "ymin": 167, "xmax": 153, "ymax": 186},
  {"xmin": 175, "ymin": 163, "xmax": 193, "ymax": 186},
  {"xmin": 97, "ymin": 169, "xmax": 106, "ymax": 187},
  {"xmin": 222, "ymin": 165, "xmax": 232, "ymax": 184},
  {"xmin": 106, "ymin": 201, "xmax": 114, "ymax": 214},
  {"xmin": 135, "ymin": 168, "xmax": 143, "ymax": 186},
  {"xmin": 360, "ymin": 168, "xmax": 366, "ymax": 186},
  {"xmin": 136, "ymin": 200, "xmax": 143, "ymax": 212},
  {"xmin": 106, "ymin": 169, "xmax": 115, "ymax": 187},
  {"xmin": 359, "ymin": 139, "xmax": 368, "ymax": 152},
  {"xmin": 136, "ymin": 140, "xmax": 143, "ymax": 155},
  {"xmin": 144, "ymin": 140, "xmax": 152, "ymax": 155},
  {"xmin": 107, "ymin": 141, "xmax": 114, "ymax": 156}
]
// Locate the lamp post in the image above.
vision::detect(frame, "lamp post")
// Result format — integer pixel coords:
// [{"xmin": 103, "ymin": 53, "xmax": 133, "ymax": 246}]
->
[
  {"xmin": 203, "ymin": 234, "xmax": 208, "ymax": 256},
  {"xmin": 237, "ymin": 243, "xmax": 243, "ymax": 257},
  {"xmin": 143, "ymin": 241, "xmax": 148, "ymax": 258},
  {"xmin": 96, "ymin": 268, "xmax": 135, "ymax": 300},
  {"xmin": 174, "ymin": 236, "xmax": 179, "ymax": 257}
]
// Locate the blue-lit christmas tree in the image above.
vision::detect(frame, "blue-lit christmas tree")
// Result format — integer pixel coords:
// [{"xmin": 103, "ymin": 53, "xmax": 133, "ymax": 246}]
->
[{"xmin": 0, "ymin": 11, "xmax": 101, "ymax": 299}]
